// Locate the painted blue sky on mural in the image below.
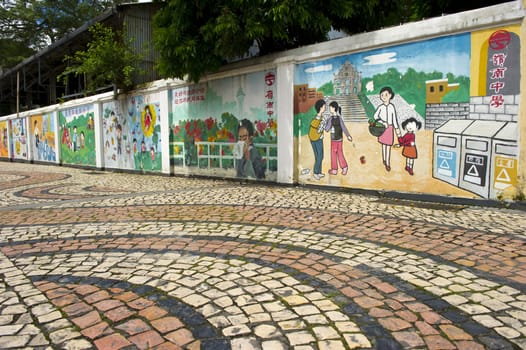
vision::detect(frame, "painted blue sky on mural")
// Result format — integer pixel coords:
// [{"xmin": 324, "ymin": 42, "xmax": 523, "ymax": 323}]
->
[{"xmin": 295, "ymin": 33, "xmax": 470, "ymax": 88}]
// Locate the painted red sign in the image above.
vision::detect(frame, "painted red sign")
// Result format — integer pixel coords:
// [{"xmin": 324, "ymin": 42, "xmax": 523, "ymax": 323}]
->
[{"xmin": 489, "ymin": 30, "xmax": 511, "ymax": 50}]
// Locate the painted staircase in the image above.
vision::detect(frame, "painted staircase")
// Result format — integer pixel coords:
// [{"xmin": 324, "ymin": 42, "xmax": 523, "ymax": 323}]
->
[{"xmin": 329, "ymin": 95, "xmax": 369, "ymax": 123}]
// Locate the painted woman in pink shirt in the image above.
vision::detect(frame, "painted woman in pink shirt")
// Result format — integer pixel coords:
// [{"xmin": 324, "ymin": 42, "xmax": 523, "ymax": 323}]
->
[{"xmin": 373, "ymin": 86, "xmax": 401, "ymax": 172}]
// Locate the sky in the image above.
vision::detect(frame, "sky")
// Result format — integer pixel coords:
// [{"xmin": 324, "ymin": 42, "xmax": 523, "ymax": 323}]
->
[{"xmin": 295, "ymin": 33, "xmax": 471, "ymax": 88}]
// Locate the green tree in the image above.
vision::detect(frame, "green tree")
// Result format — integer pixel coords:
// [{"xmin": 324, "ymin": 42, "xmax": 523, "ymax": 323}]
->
[
  {"xmin": 0, "ymin": 39, "xmax": 35, "ymax": 69},
  {"xmin": 0, "ymin": 0, "xmax": 133, "ymax": 68},
  {"xmin": 153, "ymin": 0, "xmax": 508, "ymax": 83},
  {"xmin": 153, "ymin": 0, "xmax": 356, "ymax": 82},
  {"xmin": 345, "ymin": 0, "xmax": 509, "ymax": 34},
  {"xmin": 59, "ymin": 23, "xmax": 140, "ymax": 94}
]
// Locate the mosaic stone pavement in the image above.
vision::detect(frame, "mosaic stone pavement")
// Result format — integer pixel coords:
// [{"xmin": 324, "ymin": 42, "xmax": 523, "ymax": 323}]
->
[{"xmin": 0, "ymin": 162, "xmax": 525, "ymax": 350}]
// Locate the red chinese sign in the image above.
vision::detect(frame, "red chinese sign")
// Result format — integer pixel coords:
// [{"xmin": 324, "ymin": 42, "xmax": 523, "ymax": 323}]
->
[
  {"xmin": 173, "ymin": 86, "xmax": 206, "ymax": 105},
  {"xmin": 265, "ymin": 72, "xmax": 276, "ymax": 117},
  {"xmin": 488, "ymin": 30, "xmax": 510, "ymax": 108}
]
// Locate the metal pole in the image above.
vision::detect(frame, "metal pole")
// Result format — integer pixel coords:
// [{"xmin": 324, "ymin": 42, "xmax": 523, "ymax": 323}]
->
[{"xmin": 16, "ymin": 71, "xmax": 19, "ymax": 118}]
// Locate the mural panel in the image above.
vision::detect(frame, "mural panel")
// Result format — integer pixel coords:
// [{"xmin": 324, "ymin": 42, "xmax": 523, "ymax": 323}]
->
[
  {"xmin": 465, "ymin": 27, "xmax": 521, "ymax": 200},
  {"xmin": 294, "ymin": 26, "xmax": 520, "ymax": 200},
  {"xmin": 170, "ymin": 70, "xmax": 277, "ymax": 180},
  {"xmin": 10, "ymin": 117, "xmax": 28, "ymax": 160},
  {"xmin": 30, "ymin": 113, "xmax": 56, "ymax": 162},
  {"xmin": 0, "ymin": 121, "xmax": 8, "ymax": 158},
  {"xmin": 59, "ymin": 105, "xmax": 96, "ymax": 166},
  {"xmin": 102, "ymin": 94, "xmax": 162, "ymax": 172}
]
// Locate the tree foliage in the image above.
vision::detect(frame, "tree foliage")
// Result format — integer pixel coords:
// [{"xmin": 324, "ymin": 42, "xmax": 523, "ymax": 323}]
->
[
  {"xmin": 0, "ymin": 39, "xmax": 35, "ymax": 70},
  {"xmin": 153, "ymin": 0, "xmax": 508, "ymax": 83},
  {"xmin": 0, "ymin": 0, "xmax": 132, "ymax": 69},
  {"xmin": 349, "ymin": 0, "xmax": 510, "ymax": 32},
  {"xmin": 153, "ymin": 0, "xmax": 356, "ymax": 83},
  {"xmin": 59, "ymin": 23, "xmax": 140, "ymax": 94},
  {"xmin": 0, "ymin": 0, "xmax": 126, "ymax": 48}
]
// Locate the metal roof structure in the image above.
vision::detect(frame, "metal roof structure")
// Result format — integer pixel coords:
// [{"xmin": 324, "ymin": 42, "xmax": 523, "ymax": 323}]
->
[{"xmin": 0, "ymin": 2, "xmax": 160, "ymax": 115}]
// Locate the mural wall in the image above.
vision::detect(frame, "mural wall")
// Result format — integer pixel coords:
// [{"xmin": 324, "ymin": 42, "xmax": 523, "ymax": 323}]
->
[
  {"xmin": 102, "ymin": 93, "xmax": 162, "ymax": 172},
  {"xmin": 59, "ymin": 105, "xmax": 96, "ymax": 166},
  {"xmin": 0, "ymin": 121, "xmax": 8, "ymax": 158},
  {"xmin": 10, "ymin": 117, "xmax": 28, "ymax": 160},
  {"xmin": 0, "ymin": 4, "xmax": 522, "ymax": 202},
  {"xmin": 30, "ymin": 113, "xmax": 57, "ymax": 162},
  {"xmin": 294, "ymin": 25, "xmax": 520, "ymax": 199},
  {"xmin": 170, "ymin": 69, "xmax": 278, "ymax": 180}
]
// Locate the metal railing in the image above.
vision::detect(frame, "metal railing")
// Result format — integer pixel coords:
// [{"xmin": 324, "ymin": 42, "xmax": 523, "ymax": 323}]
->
[
  {"xmin": 196, "ymin": 141, "xmax": 236, "ymax": 169},
  {"xmin": 170, "ymin": 141, "xmax": 185, "ymax": 167},
  {"xmin": 195, "ymin": 141, "xmax": 277, "ymax": 170}
]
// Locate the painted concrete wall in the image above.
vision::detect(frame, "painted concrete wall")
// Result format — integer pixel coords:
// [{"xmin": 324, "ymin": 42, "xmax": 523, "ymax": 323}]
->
[
  {"xmin": 100, "ymin": 92, "xmax": 163, "ymax": 172},
  {"xmin": 521, "ymin": 0, "xmax": 526, "ymax": 199},
  {"xmin": 168, "ymin": 69, "xmax": 278, "ymax": 181},
  {"xmin": 293, "ymin": 25, "xmax": 521, "ymax": 200},
  {"xmin": 0, "ymin": 1, "xmax": 524, "ymax": 201}
]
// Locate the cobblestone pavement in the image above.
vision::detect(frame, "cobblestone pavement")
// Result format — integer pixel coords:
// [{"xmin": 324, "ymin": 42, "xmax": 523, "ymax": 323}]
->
[{"xmin": 0, "ymin": 162, "xmax": 525, "ymax": 350}]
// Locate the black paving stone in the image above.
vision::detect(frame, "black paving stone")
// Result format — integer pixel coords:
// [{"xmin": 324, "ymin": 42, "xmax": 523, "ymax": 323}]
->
[
  {"xmin": 425, "ymin": 298, "xmax": 450, "ymax": 310},
  {"xmin": 374, "ymin": 337, "xmax": 403, "ymax": 350},
  {"xmin": 112, "ymin": 281, "xmax": 132, "ymax": 290},
  {"xmin": 479, "ymin": 336, "xmax": 520, "ymax": 350},
  {"xmin": 193, "ymin": 324, "xmax": 219, "ymax": 339},
  {"xmin": 440, "ymin": 309, "xmax": 468, "ymax": 323},
  {"xmin": 131, "ymin": 284, "xmax": 151, "ymax": 295},
  {"xmin": 201, "ymin": 338, "xmax": 231, "ymax": 350}
]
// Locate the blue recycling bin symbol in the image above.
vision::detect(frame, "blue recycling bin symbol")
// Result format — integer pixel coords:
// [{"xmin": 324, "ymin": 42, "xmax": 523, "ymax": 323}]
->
[{"xmin": 436, "ymin": 149, "xmax": 457, "ymax": 179}]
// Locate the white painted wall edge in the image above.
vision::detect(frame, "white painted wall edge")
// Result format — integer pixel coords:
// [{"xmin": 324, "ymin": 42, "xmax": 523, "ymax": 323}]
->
[
  {"xmin": 0, "ymin": 91, "xmax": 115, "ymax": 121},
  {"xmin": 277, "ymin": 63, "xmax": 295, "ymax": 184}
]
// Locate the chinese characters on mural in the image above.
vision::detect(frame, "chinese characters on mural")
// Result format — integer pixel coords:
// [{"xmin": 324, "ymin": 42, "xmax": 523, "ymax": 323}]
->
[
  {"xmin": 0, "ymin": 24, "xmax": 519, "ymax": 201},
  {"xmin": 174, "ymin": 87, "xmax": 206, "ymax": 105},
  {"xmin": 294, "ymin": 26, "xmax": 520, "ymax": 199},
  {"xmin": 488, "ymin": 30, "xmax": 512, "ymax": 108},
  {"xmin": 265, "ymin": 72, "xmax": 275, "ymax": 118},
  {"xmin": 170, "ymin": 70, "xmax": 277, "ymax": 181}
]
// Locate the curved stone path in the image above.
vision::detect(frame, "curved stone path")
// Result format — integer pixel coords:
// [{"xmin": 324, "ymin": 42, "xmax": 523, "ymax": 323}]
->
[{"xmin": 0, "ymin": 162, "xmax": 525, "ymax": 350}]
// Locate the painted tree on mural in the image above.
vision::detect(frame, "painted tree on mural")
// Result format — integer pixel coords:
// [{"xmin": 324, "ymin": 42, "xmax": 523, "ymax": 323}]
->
[
  {"xmin": 59, "ymin": 111, "xmax": 96, "ymax": 166},
  {"xmin": 295, "ymin": 66, "xmax": 470, "ymax": 137},
  {"xmin": 362, "ymin": 68, "xmax": 469, "ymax": 117},
  {"xmin": 172, "ymin": 113, "xmax": 277, "ymax": 169}
]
